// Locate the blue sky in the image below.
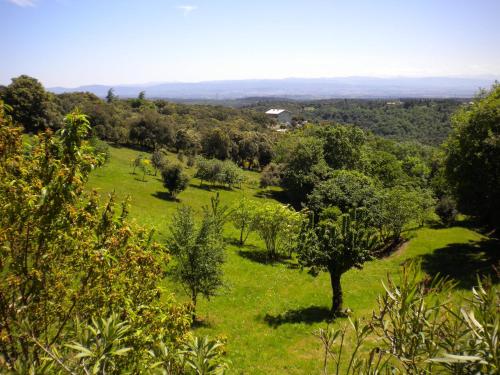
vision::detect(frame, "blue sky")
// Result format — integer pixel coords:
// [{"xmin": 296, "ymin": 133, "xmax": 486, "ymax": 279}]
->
[{"xmin": 1, "ymin": 0, "xmax": 499, "ymax": 87}]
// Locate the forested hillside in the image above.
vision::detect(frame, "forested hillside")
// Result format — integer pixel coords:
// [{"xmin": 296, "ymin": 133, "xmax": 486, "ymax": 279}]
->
[
  {"xmin": 243, "ymin": 98, "xmax": 464, "ymax": 145},
  {"xmin": 1, "ymin": 75, "xmax": 498, "ymax": 374}
]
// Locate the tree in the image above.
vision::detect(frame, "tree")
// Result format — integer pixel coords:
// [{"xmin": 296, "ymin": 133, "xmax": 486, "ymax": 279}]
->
[
  {"xmin": 297, "ymin": 209, "xmax": 377, "ymax": 316},
  {"xmin": 445, "ymin": 84, "xmax": 500, "ymax": 230},
  {"xmin": 151, "ymin": 148, "xmax": 167, "ymax": 176},
  {"xmin": 231, "ymin": 198, "xmax": 258, "ymax": 245},
  {"xmin": 317, "ymin": 124, "xmax": 365, "ymax": 170},
  {"xmin": 260, "ymin": 162, "xmax": 282, "ymax": 188},
  {"xmin": 0, "ymin": 104, "xmax": 190, "ymax": 371},
  {"xmin": 175, "ymin": 128, "xmax": 201, "ymax": 155},
  {"xmin": 138, "ymin": 158, "xmax": 151, "ymax": 181},
  {"xmin": 167, "ymin": 206, "xmax": 225, "ymax": 318},
  {"xmin": 277, "ymin": 135, "xmax": 329, "ymax": 204},
  {"xmin": 202, "ymin": 128, "xmax": 232, "ymax": 160},
  {"xmin": 138, "ymin": 91, "xmax": 146, "ymax": 100},
  {"xmin": 307, "ymin": 170, "xmax": 377, "ymax": 215},
  {"xmin": 132, "ymin": 153, "xmax": 144, "ymax": 174},
  {"xmin": 161, "ymin": 164, "xmax": 189, "ymax": 198},
  {"xmin": 3, "ymin": 75, "xmax": 58, "ymax": 132},
  {"xmin": 106, "ymin": 88, "xmax": 117, "ymax": 103},
  {"xmin": 374, "ymin": 186, "xmax": 421, "ymax": 242},
  {"xmin": 253, "ymin": 202, "xmax": 304, "ymax": 260}
]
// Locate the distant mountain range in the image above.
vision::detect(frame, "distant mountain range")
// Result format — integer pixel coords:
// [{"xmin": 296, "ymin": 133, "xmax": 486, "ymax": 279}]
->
[{"xmin": 49, "ymin": 76, "xmax": 498, "ymax": 99}]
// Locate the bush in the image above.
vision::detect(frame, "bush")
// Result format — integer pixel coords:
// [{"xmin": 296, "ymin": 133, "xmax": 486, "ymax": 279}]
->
[
  {"xmin": 195, "ymin": 157, "xmax": 245, "ymax": 189},
  {"xmin": 0, "ymin": 106, "xmax": 191, "ymax": 372},
  {"xmin": 260, "ymin": 162, "xmax": 282, "ymax": 188},
  {"xmin": 436, "ymin": 195, "xmax": 458, "ymax": 226},
  {"xmin": 161, "ymin": 164, "xmax": 189, "ymax": 198},
  {"xmin": 253, "ymin": 202, "xmax": 304, "ymax": 260},
  {"xmin": 315, "ymin": 263, "xmax": 499, "ymax": 374}
]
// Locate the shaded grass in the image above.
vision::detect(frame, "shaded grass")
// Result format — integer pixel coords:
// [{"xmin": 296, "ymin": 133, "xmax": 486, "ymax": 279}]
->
[{"xmin": 88, "ymin": 145, "xmax": 494, "ymax": 374}]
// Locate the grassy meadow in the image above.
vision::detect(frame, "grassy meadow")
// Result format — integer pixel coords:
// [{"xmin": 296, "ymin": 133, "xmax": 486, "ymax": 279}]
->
[{"xmin": 87, "ymin": 145, "xmax": 496, "ymax": 374}]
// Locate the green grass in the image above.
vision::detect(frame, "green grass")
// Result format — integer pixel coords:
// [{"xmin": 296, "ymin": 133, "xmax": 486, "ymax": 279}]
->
[{"xmin": 88, "ymin": 145, "xmax": 496, "ymax": 374}]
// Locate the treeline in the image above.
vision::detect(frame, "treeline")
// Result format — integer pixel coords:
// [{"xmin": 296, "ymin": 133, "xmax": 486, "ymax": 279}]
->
[
  {"xmin": 244, "ymin": 98, "xmax": 464, "ymax": 145},
  {"xmin": 0, "ymin": 75, "xmax": 276, "ymax": 169}
]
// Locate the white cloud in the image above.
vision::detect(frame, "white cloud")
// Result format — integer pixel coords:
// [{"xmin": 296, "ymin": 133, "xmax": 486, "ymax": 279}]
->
[
  {"xmin": 7, "ymin": 0, "xmax": 37, "ymax": 7},
  {"xmin": 176, "ymin": 5, "xmax": 197, "ymax": 15}
]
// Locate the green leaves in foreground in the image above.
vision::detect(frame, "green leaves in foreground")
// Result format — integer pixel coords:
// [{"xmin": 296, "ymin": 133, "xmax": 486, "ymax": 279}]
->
[{"xmin": 315, "ymin": 262, "xmax": 499, "ymax": 374}]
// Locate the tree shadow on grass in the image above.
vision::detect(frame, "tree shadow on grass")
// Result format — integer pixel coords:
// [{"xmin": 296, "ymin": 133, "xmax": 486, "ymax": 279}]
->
[
  {"xmin": 189, "ymin": 183, "xmax": 233, "ymax": 192},
  {"xmin": 254, "ymin": 189, "xmax": 291, "ymax": 205},
  {"xmin": 191, "ymin": 318, "xmax": 212, "ymax": 329},
  {"xmin": 237, "ymin": 246, "xmax": 290, "ymax": 265},
  {"xmin": 419, "ymin": 237, "xmax": 499, "ymax": 289},
  {"xmin": 264, "ymin": 306, "xmax": 332, "ymax": 328},
  {"xmin": 151, "ymin": 191, "xmax": 179, "ymax": 202}
]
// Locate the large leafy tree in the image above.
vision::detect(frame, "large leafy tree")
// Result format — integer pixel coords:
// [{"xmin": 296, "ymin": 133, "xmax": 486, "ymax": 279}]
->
[
  {"xmin": 316, "ymin": 124, "xmax": 365, "ymax": 170},
  {"xmin": 445, "ymin": 84, "xmax": 500, "ymax": 230},
  {"xmin": 2, "ymin": 75, "xmax": 59, "ymax": 132},
  {"xmin": 307, "ymin": 170, "xmax": 378, "ymax": 215},
  {"xmin": 277, "ymin": 135, "xmax": 330, "ymax": 204},
  {"xmin": 297, "ymin": 209, "xmax": 377, "ymax": 316}
]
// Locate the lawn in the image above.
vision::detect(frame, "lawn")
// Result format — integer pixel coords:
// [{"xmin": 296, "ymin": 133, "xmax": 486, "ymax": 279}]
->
[{"xmin": 88, "ymin": 145, "xmax": 496, "ymax": 374}]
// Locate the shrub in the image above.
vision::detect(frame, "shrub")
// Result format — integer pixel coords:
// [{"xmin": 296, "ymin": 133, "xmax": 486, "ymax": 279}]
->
[
  {"xmin": 315, "ymin": 262, "xmax": 499, "ymax": 374},
  {"xmin": 195, "ymin": 157, "xmax": 245, "ymax": 189},
  {"xmin": 161, "ymin": 164, "xmax": 189, "ymax": 198},
  {"xmin": 436, "ymin": 195, "xmax": 458, "ymax": 226},
  {"xmin": 253, "ymin": 202, "xmax": 304, "ymax": 260},
  {"xmin": 0, "ymin": 105, "xmax": 191, "ymax": 372}
]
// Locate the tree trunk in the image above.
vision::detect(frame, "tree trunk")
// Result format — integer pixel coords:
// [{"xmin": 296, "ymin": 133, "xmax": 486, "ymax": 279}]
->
[
  {"xmin": 329, "ymin": 271, "xmax": 343, "ymax": 316},
  {"xmin": 191, "ymin": 291, "xmax": 197, "ymax": 321}
]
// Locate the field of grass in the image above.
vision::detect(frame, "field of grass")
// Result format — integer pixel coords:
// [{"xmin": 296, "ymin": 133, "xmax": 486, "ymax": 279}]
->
[{"xmin": 88, "ymin": 145, "xmax": 497, "ymax": 374}]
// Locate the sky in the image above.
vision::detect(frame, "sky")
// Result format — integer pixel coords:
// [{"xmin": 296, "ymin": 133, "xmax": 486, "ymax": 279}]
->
[{"xmin": 1, "ymin": 0, "xmax": 499, "ymax": 87}]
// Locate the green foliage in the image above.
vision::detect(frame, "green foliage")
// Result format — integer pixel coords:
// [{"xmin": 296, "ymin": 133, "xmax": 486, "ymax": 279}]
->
[
  {"xmin": 445, "ymin": 84, "xmax": 500, "ymax": 229},
  {"xmin": 195, "ymin": 157, "xmax": 245, "ymax": 189},
  {"xmin": 89, "ymin": 136, "xmax": 111, "ymax": 165},
  {"xmin": 315, "ymin": 262, "xmax": 499, "ymax": 374},
  {"xmin": 202, "ymin": 128, "xmax": 232, "ymax": 160},
  {"xmin": 277, "ymin": 134, "xmax": 328, "ymax": 204},
  {"xmin": 151, "ymin": 148, "xmax": 167, "ymax": 175},
  {"xmin": 167, "ymin": 205, "xmax": 226, "ymax": 315},
  {"xmin": 253, "ymin": 202, "xmax": 304, "ymax": 260},
  {"xmin": 259, "ymin": 162, "xmax": 282, "ymax": 188},
  {"xmin": 2, "ymin": 75, "xmax": 60, "ymax": 132},
  {"xmin": 307, "ymin": 170, "xmax": 377, "ymax": 215},
  {"xmin": 435, "ymin": 195, "xmax": 458, "ymax": 227},
  {"xmin": 231, "ymin": 198, "xmax": 258, "ymax": 245},
  {"xmin": 297, "ymin": 209, "xmax": 378, "ymax": 314},
  {"xmin": 161, "ymin": 163, "xmax": 190, "ymax": 198},
  {"xmin": 0, "ymin": 105, "xmax": 190, "ymax": 372},
  {"xmin": 106, "ymin": 88, "xmax": 117, "ymax": 103},
  {"xmin": 315, "ymin": 124, "xmax": 365, "ymax": 170},
  {"xmin": 374, "ymin": 186, "xmax": 429, "ymax": 242},
  {"xmin": 247, "ymin": 98, "xmax": 462, "ymax": 145}
]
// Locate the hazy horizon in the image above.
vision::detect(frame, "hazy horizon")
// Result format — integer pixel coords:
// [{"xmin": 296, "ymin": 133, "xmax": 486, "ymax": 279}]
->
[{"xmin": 1, "ymin": 0, "xmax": 499, "ymax": 87}]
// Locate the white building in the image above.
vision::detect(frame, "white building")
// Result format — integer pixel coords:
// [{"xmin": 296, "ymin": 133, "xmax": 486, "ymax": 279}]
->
[{"xmin": 265, "ymin": 109, "xmax": 292, "ymax": 124}]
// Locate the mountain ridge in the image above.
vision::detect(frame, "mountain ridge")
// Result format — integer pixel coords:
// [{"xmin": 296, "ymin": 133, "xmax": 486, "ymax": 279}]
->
[{"xmin": 48, "ymin": 76, "xmax": 498, "ymax": 99}]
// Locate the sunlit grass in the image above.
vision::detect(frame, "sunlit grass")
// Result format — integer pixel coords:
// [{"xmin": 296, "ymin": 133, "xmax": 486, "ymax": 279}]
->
[{"xmin": 88, "ymin": 145, "xmax": 489, "ymax": 374}]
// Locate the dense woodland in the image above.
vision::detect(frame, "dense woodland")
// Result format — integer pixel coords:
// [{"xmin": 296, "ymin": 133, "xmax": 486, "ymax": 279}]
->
[
  {"xmin": 0, "ymin": 75, "xmax": 499, "ymax": 374},
  {"xmin": 242, "ymin": 98, "xmax": 464, "ymax": 145}
]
